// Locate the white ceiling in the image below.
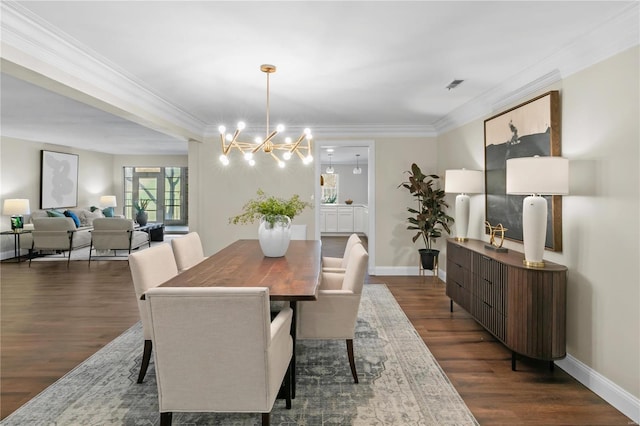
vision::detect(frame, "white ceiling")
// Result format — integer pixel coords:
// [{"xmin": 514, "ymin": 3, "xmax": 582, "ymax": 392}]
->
[{"xmin": 1, "ymin": 1, "xmax": 638, "ymax": 164}]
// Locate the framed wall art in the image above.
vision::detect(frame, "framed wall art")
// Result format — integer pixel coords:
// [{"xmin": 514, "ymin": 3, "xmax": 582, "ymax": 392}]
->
[
  {"xmin": 40, "ymin": 150, "xmax": 79, "ymax": 209},
  {"xmin": 484, "ymin": 90, "xmax": 562, "ymax": 251}
]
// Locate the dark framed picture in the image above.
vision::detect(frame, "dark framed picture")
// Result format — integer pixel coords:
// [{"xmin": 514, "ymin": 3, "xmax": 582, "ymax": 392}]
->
[
  {"xmin": 40, "ymin": 150, "xmax": 79, "ymax": 209},
  {"xmin": 484, "ymin": 90, "xmax": 562, "ymax": 251}
]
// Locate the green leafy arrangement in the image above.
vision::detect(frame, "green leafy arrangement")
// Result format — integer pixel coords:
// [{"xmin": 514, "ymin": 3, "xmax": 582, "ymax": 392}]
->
[
  {"xmin": 398, "ymin": 163, "xmax": 453, "ymax": 250},
  {"xmin": 133, "ymin": 199, "xmax": 150, "ymax": 213},
  {"xmin": 229, "ymin": 189, "xmax": 312, "ymax": 228}
]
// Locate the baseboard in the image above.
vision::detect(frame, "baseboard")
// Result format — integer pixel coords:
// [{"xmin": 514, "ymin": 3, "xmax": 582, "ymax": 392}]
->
[{"xmin": 556, "ymin": 354, "xmax": 639, "ymax": 423}]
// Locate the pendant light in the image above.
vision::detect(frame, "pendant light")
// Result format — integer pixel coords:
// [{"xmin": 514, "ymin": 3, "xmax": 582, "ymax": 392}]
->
[
  {"xmin": 353, "ymin": 154, "xmax": 362, "ymax": 175},
  {"xmin": 326, "ymin": 153, "xmax": 334, "ymax": 174}
]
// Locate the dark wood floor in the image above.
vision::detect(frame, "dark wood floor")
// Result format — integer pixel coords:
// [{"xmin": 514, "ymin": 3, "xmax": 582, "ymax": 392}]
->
[{"xmin": 0, "ymin": 237, "xmax": 633, "ymax": 424}]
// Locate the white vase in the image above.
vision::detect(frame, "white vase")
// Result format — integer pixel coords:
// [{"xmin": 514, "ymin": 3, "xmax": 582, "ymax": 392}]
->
[{"xmin": 258, "ymin": 215, "xmax": 292, "ymax": 257}]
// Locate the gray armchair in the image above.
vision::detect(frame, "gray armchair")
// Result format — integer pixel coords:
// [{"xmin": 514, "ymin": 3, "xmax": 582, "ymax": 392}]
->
[
  {"xmin": 89, "ymin": 218, "xmax": 149, "ymax": 265},
  {"xmin": 145, "ymin": 286, "xmax": 293, "ymax": 426}
]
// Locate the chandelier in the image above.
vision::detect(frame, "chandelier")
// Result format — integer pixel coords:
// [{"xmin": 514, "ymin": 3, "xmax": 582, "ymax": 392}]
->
[{"xmin": 218, "ymin": 64, "xmax": 313, "ymax": 168}]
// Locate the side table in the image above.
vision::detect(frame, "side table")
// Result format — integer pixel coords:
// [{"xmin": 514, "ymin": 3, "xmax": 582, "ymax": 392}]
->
[{"xmin": 1, "ymin": 229, "xmax": 32, "ymax": 262}]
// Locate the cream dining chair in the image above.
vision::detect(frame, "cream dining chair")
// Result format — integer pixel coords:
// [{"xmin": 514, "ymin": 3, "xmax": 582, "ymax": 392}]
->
[
  {"xmin": 170, "ymin": 232, "xmax": 206, "ymax": 272},
  {"xmin": 297, "ymin": 243, "xmax": 369, "ymax": 383},
  {"xmin": 128, "ymin": 243, "xmax": 179, "ymax": 383},
  {"xmin": 145, "ymin": 286, "xmax": 293, "ymax": 426},
  {"xmin": 322, "ymin": 233, "xmax": 362, "ymax": 272}
]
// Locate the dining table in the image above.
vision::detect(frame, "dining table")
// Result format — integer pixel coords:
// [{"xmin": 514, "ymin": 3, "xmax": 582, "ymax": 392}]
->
[{"xmin": 146, "ymin": 238, "xmax": 322, "ymax": 398}]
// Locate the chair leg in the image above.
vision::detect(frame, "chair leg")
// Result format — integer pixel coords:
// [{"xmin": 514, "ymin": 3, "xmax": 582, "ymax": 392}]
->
[
  {"xmin": 346, "ymin": 339, "xmax": 358, "ymax": 384},
  {"xmin": 285, "ymin": 362, "xmax": 292, "ymax": 409},
  {"xmin": 261, "ymin": 412, "xmax": 270, "ymax": 426},
  {"xmin": 137, "ymin": 339, "xmax": 152, "ymax": 383},
  {"xmin": 160, "ymin": 412, "xmax": 172, "ymax": 426}
]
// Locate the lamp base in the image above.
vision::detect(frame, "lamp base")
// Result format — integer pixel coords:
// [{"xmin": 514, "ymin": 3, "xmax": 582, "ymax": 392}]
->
[
  {"xmin": 523, "ymin": 259, "xmax": 545, "ymax": 268},
  {"xmin": 10, "ymin": 215, "xmax": 24, "ymax": 231}
]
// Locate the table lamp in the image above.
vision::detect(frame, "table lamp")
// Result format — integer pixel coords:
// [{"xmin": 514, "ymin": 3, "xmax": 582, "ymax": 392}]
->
[
  {"xmin": 100, "ymin": 195, "xmax": 117, "ymax": 217},
  {"xmin": 3, "ymin": 199, "xmax": 31, "ymax": 231},
  {"xmin": 506, "ymin": 156, "xmax": 568, "ymax": 267},
  {"xmin": 444, "ymin": 169, "xmax": 484, "ymax": 241}
]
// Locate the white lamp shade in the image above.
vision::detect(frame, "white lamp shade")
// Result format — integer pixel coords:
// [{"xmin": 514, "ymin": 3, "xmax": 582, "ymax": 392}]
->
[
  {"xmin": 506, "ymin": 156, "xmax": 569, "ymax": 195},
  {"xmin": 99, "ymin": 195, "xmax": 117, "ymax": 208},
  {"xmin": 3, "ymin": 199, "xmax": 31, "ymax": 215},
  {"xmin": 445, "ymin": 169, "xmax": 484, "ymax": 194}
]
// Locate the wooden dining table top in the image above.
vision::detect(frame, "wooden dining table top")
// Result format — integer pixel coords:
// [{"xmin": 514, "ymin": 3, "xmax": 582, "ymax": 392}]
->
[{"xmin": 156, "ymin": 239, "xmax": 322, "ymax": 301}]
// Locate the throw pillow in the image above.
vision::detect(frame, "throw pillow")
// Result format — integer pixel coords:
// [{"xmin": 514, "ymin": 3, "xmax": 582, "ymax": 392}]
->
[
  {"xmin": 90, "ymin": 206, "xmax": 100, "ymax": 212},
  {"xmin": 46, "ymin": 209, "xmax": 65, "ymax": 218},
  {"xmin": 82, "ymin": 210, "xmax": 104, "ymax": 226},
  {"xmin": 64, "ymin": 210, "xmax": 81, "ymax": 227},
  {"xmin": 102, "ymin": 207, "xmax": 114, "ymax": 217}
]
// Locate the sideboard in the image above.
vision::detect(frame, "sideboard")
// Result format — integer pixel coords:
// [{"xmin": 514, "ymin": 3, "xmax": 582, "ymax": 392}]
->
[{"xmin": 446, "ymin": 238, "xmax": 567, "ymax": 370}]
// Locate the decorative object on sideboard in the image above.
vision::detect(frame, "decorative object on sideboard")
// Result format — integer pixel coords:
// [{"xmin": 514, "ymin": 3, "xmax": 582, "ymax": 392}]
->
[
  {"xmin": 484, "ymin": 221, "xmax": 508, "ymax": 252},
  {"xmin": 398, "ymin": 163, "xmax": 453, "ymax": 271},
  {"xmin": 444, "ymin": 169, "xmax": 483, "ymax": 241},
  {"xmin": 99, "ymin": 195, "xmax": 117, "ymax": 217},
  {"xmin": 506, "ymin": 156, "xmax": 568, "ymax": 267},
  {"xmin": 134, "ymin": 199, "xmax": 150, "ymax": 226},
  {"xmin": 229, "ymin": 189, "xmax": 311, "ymax": 257},
  {"xmin": 353, "ymin": 154, "xmax": 362, "ymax": 175},
  {"xmin": 217, "ymin": 64, "xmax": 313, "ymax": 168},
  {"xmin": 3, "ymin": 198, "xmax": 30, "ymax": 231}
]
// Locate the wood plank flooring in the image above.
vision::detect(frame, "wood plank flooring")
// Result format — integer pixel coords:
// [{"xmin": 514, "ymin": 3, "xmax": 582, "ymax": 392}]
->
[{"xmin": 0, "ymin": 237, "xmax": 633, "ymax": 424}]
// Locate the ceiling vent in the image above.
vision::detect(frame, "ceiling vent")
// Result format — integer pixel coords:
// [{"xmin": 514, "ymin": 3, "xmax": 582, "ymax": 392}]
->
[{"xmin": 446, "ymin": 79, "xmax": 464, "ymax": 90}]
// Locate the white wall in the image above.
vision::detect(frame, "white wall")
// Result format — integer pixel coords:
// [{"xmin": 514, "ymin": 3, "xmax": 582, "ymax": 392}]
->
[{"xmin": 437, "ymin": 46, "xmax": 639, "ymax": 411}]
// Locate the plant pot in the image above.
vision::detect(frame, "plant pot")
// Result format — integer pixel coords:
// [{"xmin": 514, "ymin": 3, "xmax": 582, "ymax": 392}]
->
[
  {"xmin": 135, "ymin": 211, "xmax": 148, "ymax": 226},
  {"xmin": 419, "ymin": 248, "xmax": 439, "ymax": 270},
  {"xmin": 258, "ymin": 215, "xmax": 292, "ymax": 257}
]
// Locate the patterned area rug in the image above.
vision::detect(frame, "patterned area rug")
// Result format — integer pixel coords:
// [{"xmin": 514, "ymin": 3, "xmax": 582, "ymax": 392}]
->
[{"xmin": 1, "ymin": 284, "xmax": 478, "ymax": 426}]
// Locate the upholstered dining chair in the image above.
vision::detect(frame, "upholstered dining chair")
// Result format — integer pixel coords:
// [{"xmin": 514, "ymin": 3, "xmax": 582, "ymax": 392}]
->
[
  {"xmin": 128, "ymin": 243, "xmax": 178, "ymax": 383},
  {"xmin": 297, "ymin": 243, "xmax": 369, "ymax": 383},
  {"xmin": 170, "ymin": 232, "xmax": 206, "ymax": 272},
  {"xmin": 322, "ymin": 233, "xmax": 362, "ymax": 272},
  {"xmin": 145, "ymin": 287, "xmax": 293, "ymax": 426}
]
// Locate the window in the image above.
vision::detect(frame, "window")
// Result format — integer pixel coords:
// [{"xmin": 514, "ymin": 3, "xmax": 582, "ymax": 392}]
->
[
  {"xmin": 321, "ymin": 173, "xmax": 338, "ymax": 203},
  {"xmin": 124, "ymin": 166, "xmax": 188, "ymax": 225}
]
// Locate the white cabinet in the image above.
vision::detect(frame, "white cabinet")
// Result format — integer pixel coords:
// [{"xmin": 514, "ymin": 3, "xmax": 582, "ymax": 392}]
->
[
  {"xmin": 363, "ymin": 206, "xmax": 369, "ymax": 236},
  {"xmin": 337, "ymin": 207, "xmax": 354, "ymax": 233},
  {"xmin": 321, "ymin": 206, "xmax": 338, "ymax": 232},
  {"xmin": 354, "ymin": 206, "xmax": 365, "ymax": 233}
]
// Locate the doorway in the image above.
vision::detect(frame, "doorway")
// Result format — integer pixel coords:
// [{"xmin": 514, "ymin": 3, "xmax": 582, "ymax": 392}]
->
[{"xmin": 314, "ymin": 140, "xmax": 375, "ymax": 274}]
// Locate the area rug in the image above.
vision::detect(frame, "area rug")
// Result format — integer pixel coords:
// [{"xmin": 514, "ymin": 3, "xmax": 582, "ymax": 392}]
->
[
  {"xmin": 29, "ymin": 235, "xmax": 177, "ymax": 262},
  {"xmin": 1, "ymin": 284, "xmax": 478, "ymax": 426}
]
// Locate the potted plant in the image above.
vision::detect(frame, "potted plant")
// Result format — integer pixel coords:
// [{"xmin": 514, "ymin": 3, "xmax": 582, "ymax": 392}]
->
[
  {"xmin": 133, "ymin": 199, "xmax": 150, "ymax": 226},
  {"xmin": 229, "ymin": 189, "xmax": 311, "ymax": 257},
  {"xmin": 398, "ymin": 163, "xmax": 454, "ymax": 270}
]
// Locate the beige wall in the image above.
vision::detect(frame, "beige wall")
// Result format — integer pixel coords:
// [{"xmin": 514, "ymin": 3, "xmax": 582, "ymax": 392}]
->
[{"xmin": 437, "ymin": 46, "xmax": 639, "ymax": 399}]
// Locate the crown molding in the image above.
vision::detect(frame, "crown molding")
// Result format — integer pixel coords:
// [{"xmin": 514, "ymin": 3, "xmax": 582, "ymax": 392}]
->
[
  {"xmin": 1, "ymin": 1, "xmax": 206, "ymax": 140},
  {"xmin": 435, "ymin": 2, "xmax": 639, "ymax": 134}
]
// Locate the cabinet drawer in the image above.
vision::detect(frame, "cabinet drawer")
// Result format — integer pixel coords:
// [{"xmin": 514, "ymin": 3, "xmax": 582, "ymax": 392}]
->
[
  {"xmin": 472, "ymin": 253, "xmax": 507, "ymax": 283},
  {"xmin": 447, "ymin": 260, "xmax": 471, "ymax": 290},
  {"xmin": 446, "ymin": 282, "xmax": 471, "ymax": 312},
  {"xmin": 473, "ymin": 275, "xmax": 505, "ymax": 314},
  {"xmin": 471, "ymin": 296, "xmax": 506, "ymax": 341},
  {"xmin": 447, "ymin": 241, "xmax": 471, "ymax": 268}
]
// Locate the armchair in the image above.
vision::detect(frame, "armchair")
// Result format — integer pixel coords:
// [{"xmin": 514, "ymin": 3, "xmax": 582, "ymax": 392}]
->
[
  {"xmin": 145, "ymin": 287, "xmax": 293, "ymax": 426},
  {"xmin": 29, "ymin": 217, "xmax": 92, "ymax": 267},
  {"xmin": 297, "ymin": 243, "xmax": 369, "ymax": 383},
  {"xmin": 89, "ymin": 218, "xmax": 150, "ymax": 265}
]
